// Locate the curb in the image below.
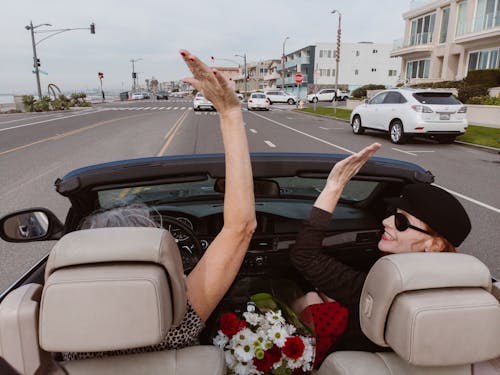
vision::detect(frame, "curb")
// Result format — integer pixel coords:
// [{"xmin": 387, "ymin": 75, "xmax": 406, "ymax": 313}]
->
[{"xmin": 294, "ymin": 109, "xmax": 499, "ymax": 153}]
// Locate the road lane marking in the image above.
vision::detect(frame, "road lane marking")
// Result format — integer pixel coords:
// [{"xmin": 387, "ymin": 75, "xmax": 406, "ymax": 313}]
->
[
  {"xmin": 264, "ymin": 140, "xmax": 276, "ymax": 148},
  {"xmin": 249, "ymin": 129, "xmax": 257, "ymax": 133},
  {"xmin": 250, "ymin": 111, "xmax": 355, "ymax": 154},
  {"xmin": 319, "ymin": 127, "xmax": 330, "ymax": 130},
  {"xmin": 392, "ymin": 148, "xmax": 436, "ymax": 156},
  {"xmin": 250, "ymin": 111, "xmax": 500, "ymax": 214},
  {"xmin": 158, "ymin": 110, "xmax": 190, "ymax": 156},
  {"xmin": 433, "ymin": 184, "xmax": 500, "ymax": 214},
  {"xmin": 0, "ymin": 112, "xmax": 152, "ymax": 157},
  {"xmin": 0, "ymin": 110, "xmax": 98, "ymax": 132}
]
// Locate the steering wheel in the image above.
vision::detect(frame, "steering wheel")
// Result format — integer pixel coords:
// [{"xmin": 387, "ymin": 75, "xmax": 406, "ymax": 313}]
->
[{"xmin": 159, "ymin": 215, "xmax": 204, "ymax": 273}]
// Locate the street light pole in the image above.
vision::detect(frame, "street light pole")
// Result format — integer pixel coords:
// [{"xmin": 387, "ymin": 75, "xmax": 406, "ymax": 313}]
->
[
  {"xmin": 332, "ymin": 10, "xmax": 342, "ymax": 114},
  {"xmin": 282, "ymin": 36, "xmax": 290, "ymax": 91},
  {"xmin": 235, "ymin": 54, "xmax": 247, "ymax": 95},
  {"xmin": 26, "ymin": 21, "xmax": 52, "ymax": 99}
]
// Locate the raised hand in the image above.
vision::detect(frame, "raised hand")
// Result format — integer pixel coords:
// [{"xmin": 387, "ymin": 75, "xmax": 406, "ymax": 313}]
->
[{"xmin": 180, "ymin": 49, "xmax": 240, "ymax": 116}]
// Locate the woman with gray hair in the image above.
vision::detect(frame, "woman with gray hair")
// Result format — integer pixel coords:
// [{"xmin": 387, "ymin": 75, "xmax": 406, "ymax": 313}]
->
[{"xmin": 64, "ymin": 49, "xmax": 257, "ymax": 360}]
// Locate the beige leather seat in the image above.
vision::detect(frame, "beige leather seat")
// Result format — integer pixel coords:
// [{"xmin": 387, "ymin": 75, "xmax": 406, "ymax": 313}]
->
[
  {"xmin": 0, "ymin": 227, "xmax": 225, "ymax": 375},
  {"xmin": 318, "ymin": 253, "xmax": 500, "ymax": 375}
]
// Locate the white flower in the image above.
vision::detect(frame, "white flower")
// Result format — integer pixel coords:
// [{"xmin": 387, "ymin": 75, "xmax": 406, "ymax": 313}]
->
[
  {"xmin": 232, "ymin": 328, "xmax": 258, "ymax": 363},
  {"xmin": 267, "ymin": 323, "xmax": 288, "ymax": 347},
  {"xmin": 243, "ymin": 311, "xmax": 262, "ymax": 326},
  {"xmin": 213, "ymin": 330, "xmax": 229, "ymax": 348},
  {"xmin": 265, "ymin": 309, "xmax": 285, "ymax": 325},
  {"xmin": 233, "ymin": 361, "xmax": 257, "ymax": 375},
  {"xmin": 285, "ymin": 322, "xmax": 297, "ymax": 335},
  {"xmin": 234, "ymin": 344, "xmax": 255, "ymax": 363},
  {"xmin": 224, "ymin": 351, "xmax": 238, "ymax": 370}
]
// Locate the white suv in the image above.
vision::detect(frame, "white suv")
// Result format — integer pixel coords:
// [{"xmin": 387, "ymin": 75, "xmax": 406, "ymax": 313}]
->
[
  {"xmin": 350, "ymin": 88, "xmax": 467, "ymax": 144},
  {"xmin": 307, "ymin": 89, "xmax": 349, "ymax": 103},
  {"xmin": 193, "ymin": 92, "xmax": 215, "ymax": 111},
  {"xmin": 264, "ymin": 90, "xmax": 297, "ymax": 105}
]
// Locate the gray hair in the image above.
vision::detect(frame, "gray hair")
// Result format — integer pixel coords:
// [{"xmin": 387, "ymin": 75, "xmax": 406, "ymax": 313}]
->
[{"xmin": 79, "ymin": 204, "xmax": 161, "ymax": 229}]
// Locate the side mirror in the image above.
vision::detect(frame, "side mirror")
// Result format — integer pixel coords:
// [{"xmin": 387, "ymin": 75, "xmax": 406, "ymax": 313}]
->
[
  {"xmin": 364, "ymin": 99, "xmax": 369, "ymax": 104},
  {"xmin": 0, "ymin": 208, "xmax": 64, "ymax": 242}
]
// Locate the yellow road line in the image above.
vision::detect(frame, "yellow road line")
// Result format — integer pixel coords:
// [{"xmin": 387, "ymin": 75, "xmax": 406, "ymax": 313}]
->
[
  {"xmin": 157, "ymin": 110, "xmax": 190, "ymax": 156},
  {"xmin": 0, "ymin": 112, "xmax": 152, "ymax": 157}
]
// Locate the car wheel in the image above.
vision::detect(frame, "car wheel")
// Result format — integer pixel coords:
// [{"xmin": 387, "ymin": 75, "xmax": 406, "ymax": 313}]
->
[
  {"xmin": 351, "ymin": 115, "xmax": 365, "ymax": 135},
  {"xmin": 437, "ymin": 135, "xmax": 456, "ymax": 144},
  {"xmin": 287, "ymin": 98, "xmax": 295, "ymax": 105},
  {"xmin": 312, "ymin": 97, "xmax": 318, "ymax": 103},
  {"xmin": 389, "ymin": 120, "xmax": 406, "ymax": 144}
]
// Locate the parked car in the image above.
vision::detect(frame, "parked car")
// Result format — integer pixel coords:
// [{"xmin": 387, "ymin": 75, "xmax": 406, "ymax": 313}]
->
[
  {"xmin": 350, "ymin": 88, "xmax": 468, "ymax": 144},
  {"xmin": 0, "ymin": 153, "xmax": 499, "ymax": 375},
  {"xmin": 264, "ymin": 90, "xmax": 297, "ymax": 105},
  {"xmin": 307, "ymin": 89, "xmax": 350, "ymax": 103},
  {"xmin": 193, "ymin": 92, "xmax": 215, "ymax": 111},
  {"xmin": 247, "ymin": 92, "xmax": 270, "ymax": 111},
  {"xmin": 131, "ymin": 92, "xmax": 145, "ymax": 100},
  {"xmin": 156, "ymin": 91, "xmax": 169, "ymax": 100}
]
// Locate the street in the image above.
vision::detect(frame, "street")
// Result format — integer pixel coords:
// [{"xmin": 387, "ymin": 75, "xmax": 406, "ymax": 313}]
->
[{"xmin": 1, "ymin": 99, "xmax": 499, "ymax": 292}]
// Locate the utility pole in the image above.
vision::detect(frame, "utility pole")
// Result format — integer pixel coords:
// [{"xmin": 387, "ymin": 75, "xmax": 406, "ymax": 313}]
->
[
  {"xmin": 130, "ymin": 58, "xmax": 142, "ymax": 92},
  {"xmin": 282, "ymin": 36, "xmax": 290, "ymax": 91},
  {"xmin": 235, "ymin": 54, "xmax": 247, "ymax": 95},
  {"xmin": 332, "ymin": 10, "xmax": 342, "ymax": 114}
]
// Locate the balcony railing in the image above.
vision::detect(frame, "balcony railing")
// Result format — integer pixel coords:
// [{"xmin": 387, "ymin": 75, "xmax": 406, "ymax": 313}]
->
[
  {"xmin": 409, "ymin": 31, "xmax": 433, "ymax": 46},
  {"xmin": 277, "ymin": 57, "xmax": 311, "ymax": 72}
]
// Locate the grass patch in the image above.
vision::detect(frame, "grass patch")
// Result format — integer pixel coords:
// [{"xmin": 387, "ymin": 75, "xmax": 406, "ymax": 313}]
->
[
  {"xmin": 300, "ymin": 107, "xmax": 352, "ymax": 121},
  {"xmin": 457, "ymin": 125, "xmax": 500, "ymax": 148}
]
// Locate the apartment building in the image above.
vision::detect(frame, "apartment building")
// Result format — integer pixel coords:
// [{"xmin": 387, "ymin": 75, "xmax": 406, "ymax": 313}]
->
[
  {"xmin": 391, "ymin": 0, "xmax": 500, "ymax": 83},
  {"xmin": 277, "ymin": 42, "xmax": 401, "ymax": 96},
  {"xmin": 233, "ymin": 59, "xmax": 280, "ymax": 93}
]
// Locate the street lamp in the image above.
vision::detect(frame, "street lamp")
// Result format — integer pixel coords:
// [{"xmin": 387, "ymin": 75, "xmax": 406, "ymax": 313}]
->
[
  {"xmin": 282, "ymin": 36, "xmax": 290, "ymax": 91},
  {"xmin": 235, "ymin": 54, "xmax": 247, "ymax": 95},
  {"xmin": 331, "ymin": 10, "xmax": 342, "ymax": 113},
  {"xmin": 130, "ymin": 58, "xmax": 143, "ymax": 92},
  {"xmin": 25, "ymin": 21, "xmax": 95, "ymax": 99}
]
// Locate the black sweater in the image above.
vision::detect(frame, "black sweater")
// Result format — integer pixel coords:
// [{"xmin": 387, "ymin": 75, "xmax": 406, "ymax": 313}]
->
[{"xmin": 290, "ymin": 206, "xmax": 387, "ymax": 352}]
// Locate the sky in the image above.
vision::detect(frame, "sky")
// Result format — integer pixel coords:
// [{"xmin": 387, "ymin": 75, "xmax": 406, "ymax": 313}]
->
[{"xmin": 0, "ymin": 0, "xmax": 424, "ymax": 94}]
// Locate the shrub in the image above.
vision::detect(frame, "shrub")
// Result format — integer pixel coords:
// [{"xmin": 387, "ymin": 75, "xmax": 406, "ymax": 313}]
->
[
  {"xmin": 51, "ymin": 94, "xmax": 70, "ymax": 111},
  {"xmin": 351, "ymin": 84, "xmax": 386, "ymax": 98},
  {"xmin": 465, "ymin": 69, "xmax": 500, "ymax": 86},
  {"xmin": 467, "ymin": 95, "xmax": 500, "ymax": 106},
  {"xmin": 33, "ymin": 96, "xmax": 51, "ymax": 112},
  {"xmin": 22, "ymin": 95, "xmax": 36, "ymax": 112},
  {"xmin": 458, "ymin": 85, "xmax": 489, "ymax": 103}
]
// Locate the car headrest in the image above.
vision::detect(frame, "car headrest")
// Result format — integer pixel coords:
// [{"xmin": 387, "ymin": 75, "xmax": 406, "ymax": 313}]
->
[
  {"xmin": 40, "ymin": 228, "xmax": 187, "ymax": 352},
  {"xmin": 360, "ymin": 253, "xmax": 500, "ymax": 366}
]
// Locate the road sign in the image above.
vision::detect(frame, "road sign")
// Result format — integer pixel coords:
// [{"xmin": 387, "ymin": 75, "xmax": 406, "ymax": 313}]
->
[
  {"xmin": 32, "ymin": 70, "xmax": 48, "ymax": 75},
  {"xmin": 295, "ymin": 73, "xmax": 303, "ymax": 84}
]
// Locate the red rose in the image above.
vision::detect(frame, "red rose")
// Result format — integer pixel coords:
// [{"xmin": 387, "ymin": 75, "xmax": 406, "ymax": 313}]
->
[
  {"xmin": 253, "ymin": 345, "xmax": 282, "ymax": 372},
  {"xmin": 266, "ymin": 345, "xmax": 282, "ymax": 363},
  {"xmin": 282, "ymin": 336, "xmax": 305, "ymax": 360},
  {"xmin": 253, "ymin": 356, "xmax": 272, "ymax": 373},
  {"xmin": 220, "ymin": 312, "xmax": 244, "ymax": 337}
]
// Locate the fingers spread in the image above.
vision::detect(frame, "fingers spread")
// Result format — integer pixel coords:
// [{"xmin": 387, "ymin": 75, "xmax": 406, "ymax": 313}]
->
[{"xmin": 213, "ymin": 69, "xmax": 228, "ymax": 88}]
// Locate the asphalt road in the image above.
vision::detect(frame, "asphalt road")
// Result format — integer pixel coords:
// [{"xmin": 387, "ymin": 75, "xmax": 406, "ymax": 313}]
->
[{"xmin": 0, "ymin": 99, "xmax": 499, "ymax": 292}]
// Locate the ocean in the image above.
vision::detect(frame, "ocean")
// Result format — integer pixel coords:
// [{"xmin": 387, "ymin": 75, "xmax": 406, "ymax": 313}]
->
[{"xmin": 0, "ymin": 95, "xmax": 14, "ymax": 105}]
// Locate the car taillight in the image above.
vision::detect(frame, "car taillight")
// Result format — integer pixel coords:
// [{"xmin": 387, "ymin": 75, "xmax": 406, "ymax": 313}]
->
[
  {"xmin": 248, "ymin": 99, "xmax": 253, "ymax": 103},
  {"xmin": 457, "ymin": 106, "xmax": 467, "ymax": 113},
  {"xmin": 411, "ymin": 105, "xmax": 433, "ymax": 113}
]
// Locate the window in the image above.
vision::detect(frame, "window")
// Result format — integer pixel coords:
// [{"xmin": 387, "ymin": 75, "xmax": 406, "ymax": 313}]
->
[
  {"xmin": 456, "ymin": 1, "xmax": 468, "ymax": 36},
  {"xmin": 468, "ymin": 48, "xmax": 500, "ymax": 70},
  {"xmin": 388, "ymin": 69, "xmax": 397, "ymax": 76},
  {"xmin": 473, "ymin": 0, "xmax": 500, "ymax": 31},
  {"xmin": 369, "ymin": 92, "xmax": 388, "ymax": 104},
  {"xmin": 355, "ymin": 50, "xmax": 360, "ymax": 56},
  {"xmin": 355, "ymin": 69, "xmax": 359, "ymax": 75},
  {"xmin": 371, "ymin": 68, "xmax": 377, "ymax": 72},
  {"xmin": 372, "ymin": 49, "xmax": 378, "ymax": 53},
  {"xmin": 412, "ymin": 92, "xmax": 461, "ymax": 104},
  {"xmin": 383, "ymin": 92, "xmax": 407, "ymax": 104},
  {"xmin": 319, "ymin": 49, "xmax": 332, "ymax": 58},
  {"xmin": 320, "ymin": 69, "xmax": 331, "ymax": 76},
  {"xmin": 439, "ymin": 7, "xmax": 450, "ymax": 43},
  {"xmin": 410, "ymin": 13, "xmax": 436, "ymax": 45},
  {"xmin": 406, "ymin": 59, "xmax": 431, "ymax": 79}
]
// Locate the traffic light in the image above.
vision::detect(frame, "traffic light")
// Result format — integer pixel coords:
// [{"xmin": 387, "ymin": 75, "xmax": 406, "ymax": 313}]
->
[
  {"xmin": 34, "ymin": 58, "xmax": 41, "ymax": 67},
  {"xmin": 132, "ymin": 72, "xmax": 137, "ymax": 79},
  {"xmin": 98, "ymin": 72, "xmax": 104, "ymax": 79},
  {"xmin": 246, "ymin": 75, "xmax": 250, "ymax": 82},
  {"xmin": 90, "ymin": 23, "xmax": 95, "ymax": 34}
]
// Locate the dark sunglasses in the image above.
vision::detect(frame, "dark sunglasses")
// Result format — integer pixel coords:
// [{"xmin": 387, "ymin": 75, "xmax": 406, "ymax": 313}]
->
[{"xmin": 386, "ymin": 209, "xmax": 431, "ymax": 235}]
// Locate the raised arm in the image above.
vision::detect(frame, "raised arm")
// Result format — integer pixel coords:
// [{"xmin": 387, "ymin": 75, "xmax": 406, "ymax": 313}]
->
[{"xmin": 180, "ymin": 50, "xmax": 256, "ymax": 321}]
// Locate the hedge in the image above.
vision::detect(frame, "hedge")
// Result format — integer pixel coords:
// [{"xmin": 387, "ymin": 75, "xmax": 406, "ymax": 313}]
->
[{"xmin": 351, "ymin": 84, "xmax": 386, "ymax": 98}]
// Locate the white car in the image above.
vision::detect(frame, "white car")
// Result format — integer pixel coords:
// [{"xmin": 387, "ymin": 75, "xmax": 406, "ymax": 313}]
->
[
  {"xmin": 350, "ymin": 88, "xmax": 468, "ymax": 144},
  {"xmin": 131, "ymin": 92, "xmax": 145, "ymax": 100},
  {"xmin": 264, "ymin": 90, "xmax": 297, "ymax": 105},
  {"xmin": 247, "ymin": 93, "xmax": 270, "ymax": 111},
  {"xmin": 307, "ymin": 89, "xmax": 350, "ymax": 103},
  {"xmin": 193, "ymin": 92, "xmax": 215, "ymax": 111}
]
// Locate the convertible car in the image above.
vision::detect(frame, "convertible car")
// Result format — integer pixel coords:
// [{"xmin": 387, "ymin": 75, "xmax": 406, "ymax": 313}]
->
[{"xmin": 0, "ymin": 153, "xmax": 499, "ymax": 375}]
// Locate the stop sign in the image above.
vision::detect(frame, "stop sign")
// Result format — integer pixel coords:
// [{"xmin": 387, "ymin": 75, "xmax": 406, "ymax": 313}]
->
[{"xmin": 295, "ymin": 73, "xmax": 303, "ymax": 83}]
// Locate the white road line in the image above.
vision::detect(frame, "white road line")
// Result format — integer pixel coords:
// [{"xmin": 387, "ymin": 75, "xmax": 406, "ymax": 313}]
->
[
  {"xmin": 319, "ymin": 127, "xmax": 330, "ymax": 130},
  {"xmin": 180, "ymin": 107, "xmax": 186, "ymax": 110},
  {"xmin": 392, "ymin": 148, "xmax": 417, "ymax": 156},
  {"xmin": 250, "ymin": 111, "xmax": 499, "ymax": 214},
  {"xmin": 264, "ymin": 140, "xmax": 276, "ymax": 148},
  {"xmin": 250, "ymin": 111, "xmax": 354, "ymax": 154},
  {"xmin": 0, "ymin": 110, "xmax": 97, "ymax": 133},
  {"xmin": 433, "ymin": 184, "xmax": 500, "ymax": 214},
  {"xmin": 173, "ymin": 107, "xmax": 179, "ymax": 110},
  {"xmin": 144, "ymin": 107, "xmax": 151, "ymax": 110},
  {"xmin": 249, "ymin": 129, "xmax": 257, "ymax": 134},
  {"xmin": 166, "ymin": 107, "xmax": 172, "ymax": 110}
]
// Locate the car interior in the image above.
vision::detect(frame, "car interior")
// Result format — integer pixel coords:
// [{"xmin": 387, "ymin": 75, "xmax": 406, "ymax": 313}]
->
[{"xmin": 0, "ymin": 154, "xmax": 499, "ymax": 374}]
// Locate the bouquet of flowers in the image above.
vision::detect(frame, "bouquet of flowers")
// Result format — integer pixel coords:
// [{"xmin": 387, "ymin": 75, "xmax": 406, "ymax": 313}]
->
[{"xmin": 213, "ymin": 293, "xmax": 315, "ymax": 375}]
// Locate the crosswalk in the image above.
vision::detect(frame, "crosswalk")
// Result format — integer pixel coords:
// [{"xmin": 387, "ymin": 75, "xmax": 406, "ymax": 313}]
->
[{"xmin": 100, "ymin": 106, "xmax": 283, "ymax": 113}]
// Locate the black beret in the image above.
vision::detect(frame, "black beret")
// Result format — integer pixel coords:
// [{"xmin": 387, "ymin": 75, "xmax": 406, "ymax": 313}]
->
[{"xmin": 385, "ymin": 184, "xmax": 471, "ymax": 247}]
